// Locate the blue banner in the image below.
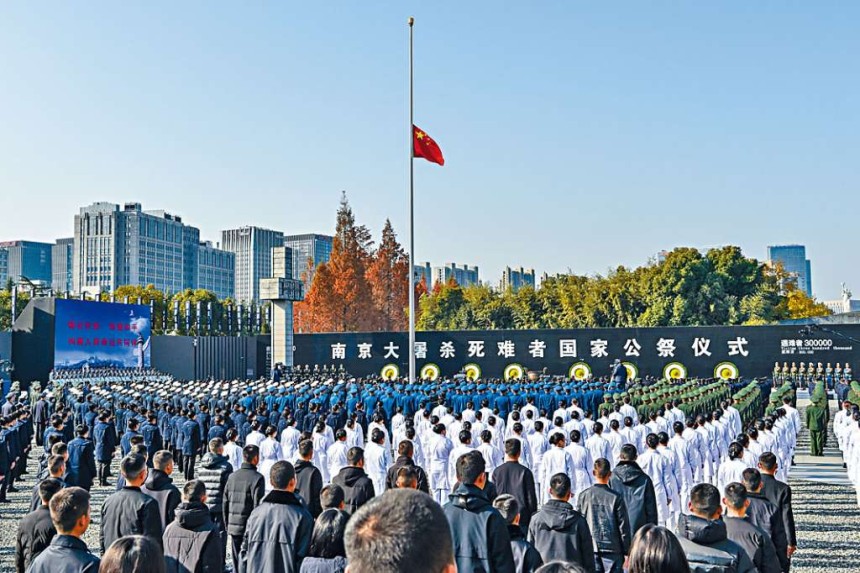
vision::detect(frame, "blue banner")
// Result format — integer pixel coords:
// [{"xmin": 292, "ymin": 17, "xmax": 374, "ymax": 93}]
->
[{"xmin": 54, "ymin": 299, "xmax": 151, "ymax": 369}]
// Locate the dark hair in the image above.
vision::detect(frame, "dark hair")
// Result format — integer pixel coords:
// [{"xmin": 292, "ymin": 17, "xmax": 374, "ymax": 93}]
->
[
  {"xmin": 619, "ymin": 444, "xmax": 638, "ymax": 461},
  {"xmin": 48, "ymin": 454, "xmax": 66, "ymax": 476},
  {"xmin": 100, "ymin": 534, "xmax": 166, "ymax": 573},
  {"xmin": 723, "ymin": 482, "xmax": 747, "ymax": 511},
  {"xmin": 398, "ymin": 440, "xmax": 414, "ymax": 457},
  {"xmin": 689, "ymin": 483, "xmax": 721, "ymax": 517},
  {"xmin": 243, "ymin": 444, "xmax": 260, "ymax": 463},
  {"xmin": 627, "ymin": 524, "xmax": 689, "ymax": 573},
  {"xmin": 592, "ymin": 421, "xmax": 603, "ymax": 434},
  {"xmin": 183, "ymin": 479, "xmax": 207, "ymax": 503},
  {"xmin": 645, "ymin": 433, "xmax": 659, "ymax": 449},
  {"xmin": 209, "ymin": 437, "xmax": 224, "ymax": 453},
  {"xmin": 120, "ymin": 454, "xmax": 147, "ymax": 481},
  {"xmin": 49, "ymin": 486, "xmax": 90, "ymax": 533},
  {"xmin": 38, "ymin": 477, "xmax": 64, "ymax": 505},
  {"xmin": 758, "ymin": 451, "xmax": 778, "ymax": 471},
  {"xmin": 321, "ymin": 484, "xmax": 345, "ymax": 509},
  {"xmin": 298, "ymin": 439, "xmax": 314, "ymax": 459},
  {"xmin": 549, "ymin": 473, "xmax": 571, "ymax": 499},
  {"xmin": 455, "ymin": 451, "xmax": 485, "ymax": 485},
  {"xmin": 395, "ymin": 466, "xmax": 419, "ymax": 489},
  {"xmin": 504, "ymin": 438, "xmax": 522, "ymax": 458},
  {"xmin": 308, "ymin": 509, "xmax": 349, "ymax": 558},
  {"xmin": 347, "ymin": 447, "xmax": 364, "ymax": 466},
  {"xmin": 152, "ymin": 450, "xmax": 173, "ymax": 471},
  {"xmin": 593, "ymin": 458, "xmax": 611, "ymax": 480},
  {"xmin": 458, "ymin": 430, "xmax": 472, "ymax": 445},
  {"xmin": 742, "ymin": 468, "xmax": 762, "ymax": 492},
  {"xmin": 568, "ymin": 430, "xmax": 580, "ymax": 444},
  {"xmin": 727, "ymin": 441, "xmax": 744, "ymax": 461},
  {"xmin": 270, "ymin": 461, "xmax": 296, "ymax": 489},
  {"xmin": 345, "ymin": 489, "xmax": 454, "ymax": 573},
  {"xmin": 672, "ymin": 421, "xmax": 684, "ymax": 434},
  {"xmin": 492, "ymin": 494, "xmax": 520, "ymax": 524},
  {"xmin": 371, "ymin": 428, "xmax": 385, "ymax": 444}
]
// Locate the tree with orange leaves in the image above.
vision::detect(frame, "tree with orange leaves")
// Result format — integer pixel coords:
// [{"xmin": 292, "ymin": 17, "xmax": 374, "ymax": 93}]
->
[{"xmin": 366, "ymin": 219, "xmax": 409, "ymax": 331}]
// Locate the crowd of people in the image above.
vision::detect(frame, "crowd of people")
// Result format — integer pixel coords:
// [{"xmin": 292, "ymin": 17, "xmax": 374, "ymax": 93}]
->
[{"xmin": 0, "ymin": 370, "xmax": 845, "ymax": 573}]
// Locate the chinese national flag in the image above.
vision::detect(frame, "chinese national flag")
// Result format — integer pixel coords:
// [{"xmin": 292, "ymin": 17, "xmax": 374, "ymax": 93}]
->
[{"xmin": 412, "ymin": 125, "xmax": 445, "ymax": 166}]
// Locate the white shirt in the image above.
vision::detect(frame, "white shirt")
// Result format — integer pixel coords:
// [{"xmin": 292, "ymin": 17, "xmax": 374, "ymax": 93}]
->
[
  {"xmin": 224, "ymin": 441, "xmax": 242, "ymax": 471},
  {"xmin": 327, "ymin": 440, "xmax": 349, "ymax": 479}
]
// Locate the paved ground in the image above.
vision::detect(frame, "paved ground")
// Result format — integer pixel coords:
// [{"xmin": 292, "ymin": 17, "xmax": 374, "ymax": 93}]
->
[{"xmin": 1, "ymin": 403, "xmax": 857, "ymax": 572}]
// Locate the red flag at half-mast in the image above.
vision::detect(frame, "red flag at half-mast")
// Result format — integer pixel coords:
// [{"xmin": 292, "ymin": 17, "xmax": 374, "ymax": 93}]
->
[{"xmin": 412, "ymin": 125, "xmax": 444, "ymax": 166}]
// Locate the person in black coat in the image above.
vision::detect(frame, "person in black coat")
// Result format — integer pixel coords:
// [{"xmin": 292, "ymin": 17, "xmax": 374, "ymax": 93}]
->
[
  {"xmin": 493, "ymin": 494, "xmax": 543, "ymax": 573},
  {"xmin": 67, "ymin": 425, "xmax": 97, "ymax": 491},
  {"xmin": 385, "ymin": 440, "xmax": 430, "ymax": 494},
  {"xmin": 33, "ymin": 395, "xmax": 50, "ymax": 447},
  {"xmin": 223, "ymin": 444, "xmax": 265, "ymax": 573},
  {"xmin": 93, "ymin": 413, "xmax": 117, "ymax": 486},
  {"xmin": 742, "ymin": 468, "xmax": 789, "ymax": 573},
  {"xmin": 331, "ymin": 447, "xmax": 376, "ymax": 515},
  {"xmin": 492, "ymin": 439, "xmax": 538, "ymax": 532},
  {"xmin": 722, "ymin": 483, "xmax": 781, "ymax": 573},
  {"xmin": 244, "ymin": 460, "xmax": 314, "ymax": 573},
  {"xmin": 28, "ymin": 486, "xmax": 101, "ymax": 573},
  {"xmin": 295, "ymin": 439, "xmax": 324, "ymax": 518},
  {"xmin": 143, "ymin": 450, "xmax": 181, "ymax": 531},
  {"xmin": 16, "ymin": 478, "xmax": 63, "ymax": 573},
  {"xmin": 576, "ymin": 458, "xmax": 631, "ymax": 573},
  {"xmin": 758, "ymin": 453, "xmax": 797, "ymax": 562},
  {"xmin": 607, "ymin": 445, "xmax": 658, "ymax": 537},
  {"xmin": 527, "ymin": 473, "xmax": 595, "ymax": 573},
  {"xmin": 99, "ymin": 454, "xmax": 163, "ymax": 554},
  {"xmin": 163, "ymin": 480, "xmax": 223, "ymax": 573},
  {"xmin": 443, "ymin": 451, "xmax": 515, "ymax": 573}
]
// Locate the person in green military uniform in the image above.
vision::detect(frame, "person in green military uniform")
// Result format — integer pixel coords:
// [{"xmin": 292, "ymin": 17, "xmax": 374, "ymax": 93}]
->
[{"xmin": 805, "ymin": 381, "xmax": 829, "ymax": 456}]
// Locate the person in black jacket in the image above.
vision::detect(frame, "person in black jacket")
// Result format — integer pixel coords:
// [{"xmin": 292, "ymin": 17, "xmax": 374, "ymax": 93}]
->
[
  {"xmin": 223, "ymin": 444, "xmax": 265, "ymax": 573},
  {"xmin": 99, "ymin": 454, "xmax": 163, "ymax": 553},
  {"xmin": 576, "ymin": 458, "xmax": 631, "ymax": 573},
  {"xmin": 528, "ymin": 473, "xmax": 595, "ymax": 573},
  {"xmin": 722, "ymin": 483, "xmax": 781, "ymax": 573},
  {"xmin": 244, "ymin": 460, "xmax": 314, "ymax": 573},
  {"xmin": 28, "ymin": 486, "xmax": 101, "ymax": 573},
  {"xmin": 758, "ymin": 453, "xmax": 797, "ymax": 563},
  {"xmin": 385, "ymin": 440, "xmax": 430, "ymax": 493},
  {"xmin": 66, "ymin": 425, "xmax": 97, "ymax": 491},
  {"xmin": 608, "ymin": 445, "xmax": 657, "ymax": 537},
  {"xmin": 493, "ymin": 494, "xmax": 543, "ymax": 573},
  {"xmin": 16, "ymin": 478, "xmax": 63, "ymax": 573},
  {"xmin": 331, "ymin": 447, "xmax": 376, "ymax": 515},
  {"xmin": 493, "ymin": 439, "xmax": 538, "ymax": 532},
  {"xmin": 93, "ymin": 412, "xmax": 117, "ymax": 487},
  {"xmin": 443, "ymin": 450, "xmax": 515, "ymax": 573},
  {"xmin": 295, "ymin": 439, "xmax": 324, "ymax": 518},
  {"xmin": 742, "ymin": 468, "xmax": 789, "ymax": 573},
  {"xmin": 163, "ymin": 480, "xmax": 223, "ymax": 573},
  {"xmin": 346, "ymin": 488, "xmax": 456, "ymax": 573},
  {"xmin": 675, "ymin": 483, "xmax": 755, "ymax": 573},
  {"xmin": 198, "ymin": 436, "xmax": 233, "ymax": 562},
  {"xmin": 143, "ymin": 450, "xmax": 181, "ymax": 531}
]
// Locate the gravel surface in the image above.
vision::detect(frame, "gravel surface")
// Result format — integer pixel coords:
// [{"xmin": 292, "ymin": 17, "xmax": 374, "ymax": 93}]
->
[{"xmin": 1, "ymin": 413, "xmax": 857, "ymax": 573}]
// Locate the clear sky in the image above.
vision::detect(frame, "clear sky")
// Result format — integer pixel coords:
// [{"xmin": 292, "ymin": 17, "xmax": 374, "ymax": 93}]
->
[{"xmin": 1, "ymin": 2, "xmax": 857, "ymax": 299}]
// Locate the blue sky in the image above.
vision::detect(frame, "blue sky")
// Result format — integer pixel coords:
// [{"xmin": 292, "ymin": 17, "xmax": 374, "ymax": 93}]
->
[{"xmin": 1, "ymin": 2, "xmax": 856, "ymax": 300}]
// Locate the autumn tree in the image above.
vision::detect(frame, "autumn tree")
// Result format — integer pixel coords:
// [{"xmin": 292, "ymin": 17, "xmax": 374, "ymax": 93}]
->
[{"xmin": 366, "ymin": 219, "xmax": 409, "ymax": 331}]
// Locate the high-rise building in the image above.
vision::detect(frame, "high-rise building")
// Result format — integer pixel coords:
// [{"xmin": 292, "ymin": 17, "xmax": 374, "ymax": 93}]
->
[
  {"xmin": 767, "ymin": 244, "xmax": 812, "ymax": 297},
  {"xmin": 197, "ymin": 241, "xmax": 236, "ymax": 299},
  {"xmin": 500, "ymin": 266, "xmax": 536, "ymax": 292},
  {"xmin": 0, "ymin": 240, "xmax": 53, "ymax": 285},
  {"xmin": 52, "ymin": 238, "xmax": 74, "ymax": 294},
  {"xmin": 0, "ymin": 248, "xmax": 8, "ymax": 286},
  {"xmin": 283, "ymin": 234, "xmax": 333, "ymax": 287},
  {"xmin": 221, "ymin": 226, "xmax": 284, "ymax": 303},
  {"xmin": 72, "ymin": 202, "xmax": 232, "ymax": 296},
  {"xmin": 413, "ymin": 261, "xmax": 432, "ymax": 288},
  {"xmin": 432, "ymin": 263, "xmax": 480, "ymax": 288}
]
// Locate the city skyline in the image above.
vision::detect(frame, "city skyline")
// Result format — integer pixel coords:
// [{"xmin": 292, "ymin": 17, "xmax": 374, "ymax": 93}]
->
[{"xmin": 1, "ymin": 4, "xmax": 858, "ymax": 299}]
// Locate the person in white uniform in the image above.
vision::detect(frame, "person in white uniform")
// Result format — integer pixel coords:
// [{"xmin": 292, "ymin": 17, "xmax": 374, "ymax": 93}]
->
[{"xmin": 636, "ymin": 433, "xmax": 672, "ymax": 527}]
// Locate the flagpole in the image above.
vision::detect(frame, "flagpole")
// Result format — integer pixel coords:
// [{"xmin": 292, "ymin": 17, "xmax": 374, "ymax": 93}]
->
[{"xmin": 407, "ymin": 16, "xmax": 416, "ymax": 384}]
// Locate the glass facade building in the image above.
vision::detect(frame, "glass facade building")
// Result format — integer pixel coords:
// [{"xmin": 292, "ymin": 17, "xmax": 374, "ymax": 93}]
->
[
  {"xmin": 73, "ymin": 202, "xmax": 232, "ymax": 296},
  {"xmin": 283, "ymin": 233, "xmax": 333, "ymax": 287},
  {"xmin": 0, "ymin": 248, "xmax": 7, "ymax": 286},
  {"xmin": 432, "ymin": 263, "xmax": 480, "ymax": 288},
  {"xmin": 413, "ymin": 261, "xmax": 432, "ymax": 288},
  {"xmin": 52, "ymin": 238, "xmax": 74, "ymax": 294},
  {"xmin": 0, "ymin": 240, "xmax": 53, "ymax": 285},
  {"xmin": 767, "ymin": 245, "xmax": 812, "ymax": 297},
  {"xmin": 221, "ymin": 226, "xmax": 284, "ymax": 303},
  {"xmin": 197, "ymin": 241, "xmax": 236, "ymax": 300},
  {"xmin": 500, "ymin": 266, "xmax": 536, "ymax": 292}
]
